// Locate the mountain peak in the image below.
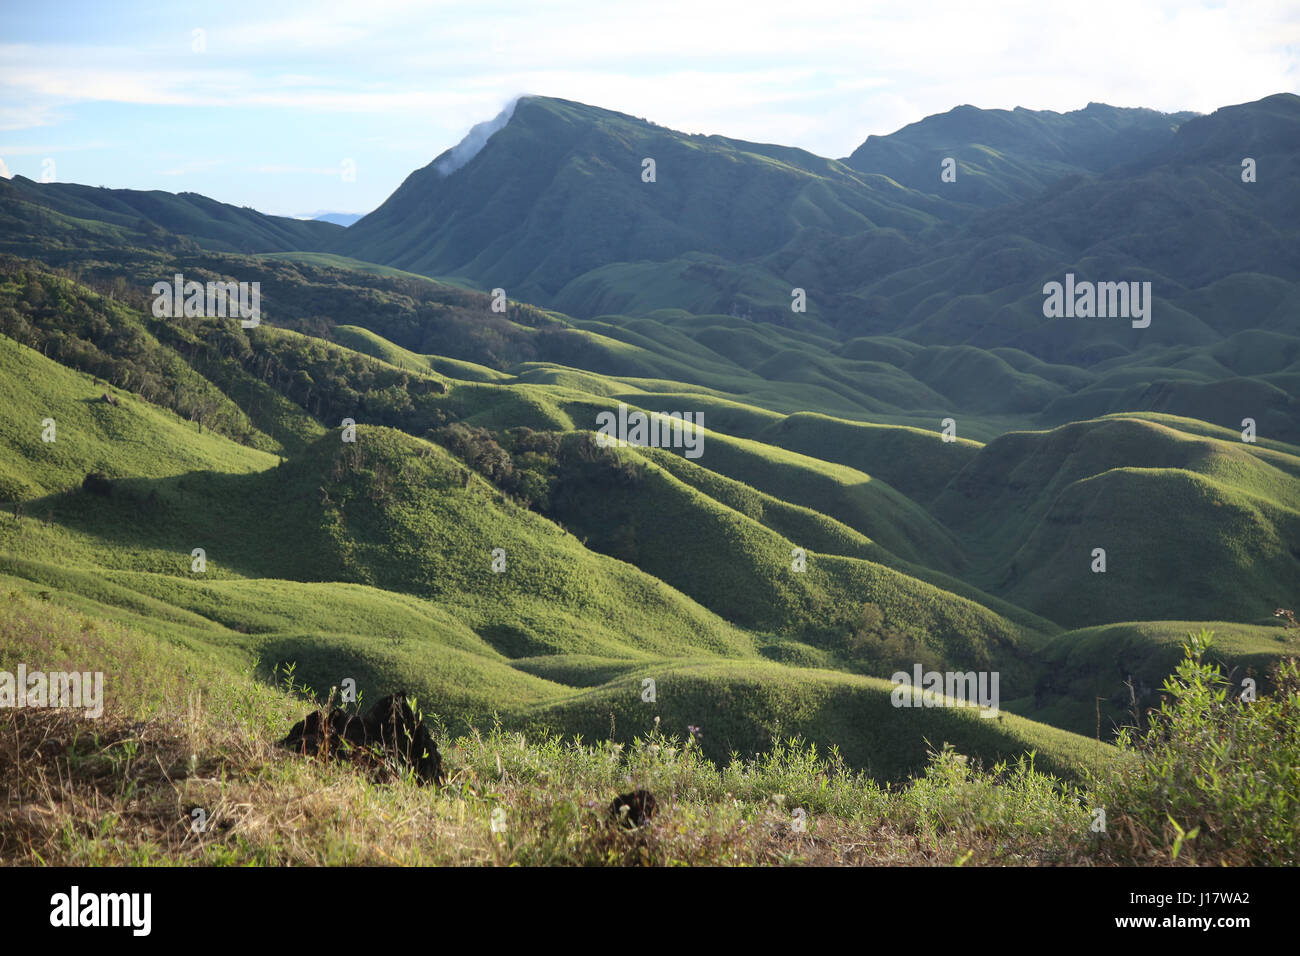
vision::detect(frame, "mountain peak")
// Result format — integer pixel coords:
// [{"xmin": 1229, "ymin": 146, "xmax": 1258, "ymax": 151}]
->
[{"xmin": 427, "ymin": 95, "xmax": 664, "ymax": 179}]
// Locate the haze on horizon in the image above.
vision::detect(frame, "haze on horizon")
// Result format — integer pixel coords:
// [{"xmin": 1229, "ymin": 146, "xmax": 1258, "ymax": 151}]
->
[{"xmin": 1, "ymin": 0, "xmax": 1297, "ymax": 216}]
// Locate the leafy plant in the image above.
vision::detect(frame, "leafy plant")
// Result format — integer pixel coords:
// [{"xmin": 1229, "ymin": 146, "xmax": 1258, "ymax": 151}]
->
[{"xmin": 1089, "ymin": 629, "xmax": 1300, "ymax": 864}]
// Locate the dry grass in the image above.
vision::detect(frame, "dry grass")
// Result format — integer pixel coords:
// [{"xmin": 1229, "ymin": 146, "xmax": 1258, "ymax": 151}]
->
[
  {"xmin": 0, "ymin": 698, "xmax": 1101, "ymax": 866},
  {"xmin": 0, "ymin": 590, "xmax": 1286, "ymax": 866}
]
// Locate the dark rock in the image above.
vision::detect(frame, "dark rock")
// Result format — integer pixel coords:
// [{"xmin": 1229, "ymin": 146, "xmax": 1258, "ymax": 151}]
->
[
  {"xmin": 610, "ymin": 788, "xmax": 658, "ymax": 828},
  {"xmin": 280, "ymin": 691, "xmax": 444, "ymax": 785}
]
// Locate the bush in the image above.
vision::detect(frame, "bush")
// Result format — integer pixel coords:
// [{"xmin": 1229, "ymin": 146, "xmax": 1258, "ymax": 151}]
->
[
  {"xmin": 840, "ymin": 603, "xmax": 945, "ymax": 676},
  {"xmin": 1089, "ymin": 629, "xmax": 1300, "ymax": 864}
]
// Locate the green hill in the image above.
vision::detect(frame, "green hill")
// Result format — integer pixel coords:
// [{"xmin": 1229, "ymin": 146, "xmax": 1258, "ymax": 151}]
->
[
  {"xmin": 0, "ymin": 176, "xmax": 342, "ymax": 255},
  {"xmin": 932, "ymin": 416, "xmax": 1300, "ymax": 624}
]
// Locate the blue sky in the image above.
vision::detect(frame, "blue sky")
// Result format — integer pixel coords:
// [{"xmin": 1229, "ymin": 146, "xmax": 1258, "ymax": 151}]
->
[{"xmin": 2, "ymin": 0, "xmax": 1298, "ymax": 217}]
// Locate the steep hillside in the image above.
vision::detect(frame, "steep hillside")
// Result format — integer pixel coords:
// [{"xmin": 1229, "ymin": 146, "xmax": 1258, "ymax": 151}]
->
[{"xmin": 338, "ymin": 96, "xmax": 954, "ymax": 304}]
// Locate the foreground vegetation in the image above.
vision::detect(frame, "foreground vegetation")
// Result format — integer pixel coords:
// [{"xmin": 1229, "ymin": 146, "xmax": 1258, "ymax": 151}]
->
[{"xmin": 2, "ymin": 592, "xmax": 1294, "ymax": 865}]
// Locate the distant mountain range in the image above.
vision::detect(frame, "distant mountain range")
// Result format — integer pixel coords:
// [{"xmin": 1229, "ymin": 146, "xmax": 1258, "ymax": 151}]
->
[
  {"xmin": 332, "ymin": 92, "xmax": 1300, "ymax": 438},
  {"xmin": 305, "ymin": 211, "xmax": 365, "ymax": 227},
  {"xmin": 333, "ymin": 93, "xmax": 1300, "ymax": 354},
  {"xmin": 0, "ymin": 175, "xmax": 343, "ymax": 254},
  {"xmin": 4, "ymin": 92, "xmax": 1298, "ymax": 443}
]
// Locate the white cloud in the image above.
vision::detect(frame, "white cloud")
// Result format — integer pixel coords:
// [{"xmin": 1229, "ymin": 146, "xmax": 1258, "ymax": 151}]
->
[
  {"xmin": 0, "ymin": 0, "xmax": 1296, "ymax": 160},
  {"xmin": 434, "ymin": 97, "xmax": 519, "ymax": 175},
  {"xmin": 0, "ymin": 140, "xmax": 112, "ymax": 156},
  {"xmin": 0, "ymin": 99, "xmax": 59, "ymax": 132}
]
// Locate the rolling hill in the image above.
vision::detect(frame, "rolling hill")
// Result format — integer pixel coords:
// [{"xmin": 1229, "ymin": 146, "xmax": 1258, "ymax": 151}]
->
[{"xmin": 0, "ymin": 175, "xmax": 343, "ymax": 255}]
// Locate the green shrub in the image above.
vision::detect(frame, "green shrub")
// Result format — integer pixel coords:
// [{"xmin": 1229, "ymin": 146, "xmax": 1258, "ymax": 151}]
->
[{"xmin": 1090, "ymin": 630, "xmax": 1300, "ymax": 864}]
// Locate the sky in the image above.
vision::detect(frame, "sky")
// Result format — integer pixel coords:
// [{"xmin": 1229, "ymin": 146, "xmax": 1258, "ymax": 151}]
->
[{"xmin": 2, "ymin": 0, "xmax": 1298, "ymax": 217}]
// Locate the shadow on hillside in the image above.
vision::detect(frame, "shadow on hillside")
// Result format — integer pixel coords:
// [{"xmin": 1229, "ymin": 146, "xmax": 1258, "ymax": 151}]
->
[{"xmin": 19, "ymin": 463, "xmax": 338, "ymax": 584}]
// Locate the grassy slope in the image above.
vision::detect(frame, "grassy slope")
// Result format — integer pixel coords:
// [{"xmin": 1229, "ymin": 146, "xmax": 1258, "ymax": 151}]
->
[
  {"xmin": 332, "ymin": 324, "xmax": 512, "ymax": 382},
  {"xmin": 0, "ymin": 336, "xmax": 1106, "ymax": 780},
  {"xmin": 0, "ymin": 176, "xmax": 341, "ymax": 254},
  {"xmin": 2, "ymin": 259, "xmax": 1297, "ymax": 792},
  {"xmin": 1015, "ymin": 618, "xmax": 1299, "ymax": 737},
  {"xmin": 8, "ymin": 313, "xmax": 1295, "ymax": 728},
  {"xmin": 0, "ymin": 334, "xmax": 276, "ymax": 500},
  {"xmin": 7, "ymin": 581, "xmax": 1289, "ymax": 867},
  {"xmin": 547, "ymin": 442, "xmax": 1029, "ymax": 671},
  {"xmin": 932, "ymin": 416, "xmax": 1300, "ymax": 625}
]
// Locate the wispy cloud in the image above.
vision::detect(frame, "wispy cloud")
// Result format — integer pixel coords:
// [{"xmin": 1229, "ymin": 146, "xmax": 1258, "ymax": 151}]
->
[
  {"xmin": 0, "ymin": 140, "xmax": 113, "ymax": 156},
  {"xmin": 0, "ymin": 0, "xmax": 1295, "ymax": 214}
]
